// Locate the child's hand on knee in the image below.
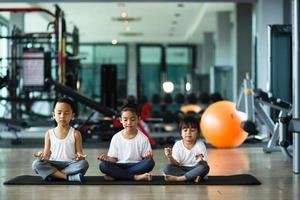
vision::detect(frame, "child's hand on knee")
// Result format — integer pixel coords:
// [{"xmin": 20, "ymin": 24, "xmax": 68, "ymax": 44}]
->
[
  {"xmin": 97, "ymin": 154, "xmax": 108, "ymax": 161},
  {"xmin": 195, "ymin": 154, "xmax": 204, "ymax": 162},
  {"xmin": 143, "ymin": 151, "xmax": 153, "ymax": 159},
  {"xmin": 74, "ymin": 152, "xmax": 87, "ymax": 161},
  {"xmin": 164, "ymin": 147, "xmax": 172, "ymax": 158},
  {"xmin": 34, "ymin": 151, "xmax": 46, "ymax": 160}
]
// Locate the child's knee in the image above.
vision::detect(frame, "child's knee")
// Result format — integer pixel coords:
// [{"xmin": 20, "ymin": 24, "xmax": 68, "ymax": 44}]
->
[
  {"xmin": 198, "ymin": 163, "xmax": 210, "ymax": 176},
  {"xmin": 145, "ymin": 158, "xmax": 155, "ymax": 169},
  {"xmin": 99, "ymin": 161, "xmax": 111, "ymax": 173},
  {"xmin": 32, "ymin": 160, "xmax": 45, "ymax": 171},
  {"xmin": 79, "ymin": 160, "xmax": 89, "ymax": 171},
  {"xmin": 204, "ymin": 164, "xmax": 210, "ymax": 174},
  {"xmin": 163, "ymin": 164, "xmax": 172, "ymax": 174}
]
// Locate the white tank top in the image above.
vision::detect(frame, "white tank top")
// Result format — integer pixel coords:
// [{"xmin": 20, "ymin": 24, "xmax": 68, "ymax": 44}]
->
[{"xmin": 49, "ymin": 127, "xmax": 76, "ymax": 161}]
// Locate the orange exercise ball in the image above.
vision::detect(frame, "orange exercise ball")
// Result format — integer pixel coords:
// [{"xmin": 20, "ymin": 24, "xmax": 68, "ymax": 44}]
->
[{"xmin": 200, "ymin": 101, "xmax": 248, "ymax": 148}]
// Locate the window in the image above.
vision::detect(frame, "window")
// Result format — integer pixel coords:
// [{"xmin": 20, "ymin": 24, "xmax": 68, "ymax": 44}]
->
[
  {"xmin": 139, "ymin": 45, "xmax": 162, "ymax": 101},
  {"xmin": 79, "ymin": 44, "xmax": 127, "ymax": 101},
  {"xmin": 166, "ymin": 46, "xmax": 194, "ymax": 96}
]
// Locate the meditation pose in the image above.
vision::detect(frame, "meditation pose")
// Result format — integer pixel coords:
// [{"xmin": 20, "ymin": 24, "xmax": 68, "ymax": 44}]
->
[
  {"xmin": 98, "ymin": 102, "xmax": 155, "ymax": 181},
  {"xmin": 163, "ymin": 115, "xmax": 209, "ymax": 182},
  {"xmin": 32, "ymin": 96, "xmax": 89, "ymax": 182}
]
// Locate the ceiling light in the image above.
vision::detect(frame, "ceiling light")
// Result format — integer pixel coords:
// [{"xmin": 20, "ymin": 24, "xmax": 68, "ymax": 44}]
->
[
  {"xmin": 163, "ymin": 81, "xmax": 174, "ymax": 93},
  {"xmin": 121, "ymin": 12, "xmax": 128, "ymax": 18},
  {"xmin": 174, "ymin": 13, "xmax": 181, "ymax": 17},
  {"xmin": 186, "ymin": 82, "xmax": 191, "ymax": 91},
  {"xmin": 111, "ymin": 39, "xmax": 118, "ymax": 45},
  {"xmin": 112, "ymin": 16, "xmax": 141, "ymax": 22},
  {"xmin": 119, "ymin": 32, "xmax": 143, "ymax": 37},
  {"xmin": 172, "ymin": 20, "xmax": 178, "ymax": 25},
  {"xmin": 177, "ymin": 3, "xmax": 184, "ymax": 7}
]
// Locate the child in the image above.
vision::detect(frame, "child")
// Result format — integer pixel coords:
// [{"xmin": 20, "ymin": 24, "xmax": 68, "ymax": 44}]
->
[
  {"xmin": 32, "ymin": 96, "xmax": 89, "ymax": 182},
  {"xmin": 98, "ymin": 103, "xmax": 155, "ymax": 181},
  {"xmin": 163, "ymin": 114, "xmax": 209, "ymax": 182}
]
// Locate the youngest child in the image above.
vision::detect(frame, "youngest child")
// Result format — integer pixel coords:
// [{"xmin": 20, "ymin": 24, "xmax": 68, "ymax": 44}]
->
[{"xmin": 164, "ymin": 114, "xmax": 209, "ymax": 182}]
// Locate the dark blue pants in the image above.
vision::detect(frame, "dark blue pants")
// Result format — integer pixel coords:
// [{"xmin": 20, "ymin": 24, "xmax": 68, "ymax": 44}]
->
[{"xmin": 99, "ymin": 158, "xmax": 155, "ymax": 180}]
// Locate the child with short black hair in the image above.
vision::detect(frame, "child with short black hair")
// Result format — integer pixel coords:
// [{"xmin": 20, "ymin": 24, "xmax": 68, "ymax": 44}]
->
[
  {"xmin": 163, "ymin": 114, "xmax": 209, "ymax": 182},
  {"xmin": 32, "ymin": 96, "xmax": 89, "ymax": 182},
  {"xmin": 98, "ymin": 103, "xmax": 155, "ymax": 181}
]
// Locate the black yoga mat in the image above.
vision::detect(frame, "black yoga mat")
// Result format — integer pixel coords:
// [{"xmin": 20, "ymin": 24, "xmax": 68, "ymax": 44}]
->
[{"xmin": 3, "ymin": 174, "xmax": 260, "ymax": 185}]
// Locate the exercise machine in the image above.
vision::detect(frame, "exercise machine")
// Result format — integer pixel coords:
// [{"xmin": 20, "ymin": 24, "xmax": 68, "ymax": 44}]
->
[{"xmin": 237, "ymin": 74, "xmax": 293, "ymax": 159}]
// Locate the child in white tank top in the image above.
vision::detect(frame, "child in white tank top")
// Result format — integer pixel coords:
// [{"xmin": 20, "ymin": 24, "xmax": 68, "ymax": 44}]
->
[{"xmin": 32, "ymin": 96, "xmax": 89, "ymax": 182}]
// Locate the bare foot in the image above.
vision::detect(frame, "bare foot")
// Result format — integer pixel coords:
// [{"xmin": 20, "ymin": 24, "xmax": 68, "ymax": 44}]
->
[
  {"xmin": 134, "ymin": 173, "xmax": 152, "ymax": 181},
  {"xmin": 164, "ymin": 174, "xmax": 186, "ymax": 182},
  {"xmin": 104, "ymin": 175, "xmax": 115, "ymax": 181},
  {"xmin": 164, "ymin": 174, "xmax": 178, "ymax": 181},
  {"xmin": 194, "ymin": 176, "xmax": 201, "ymax": 183}
]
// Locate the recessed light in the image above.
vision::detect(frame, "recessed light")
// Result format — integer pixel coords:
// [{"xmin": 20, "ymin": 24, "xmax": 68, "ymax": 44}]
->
[
  {"xmin": 112, "ymin": 16, "xmax": 141, "ymax": 22},
  {"xmin": 174, "ymin": 13, "xmax": 181, "ymax": 17},
  {"xmin": 121, "ymin": 12, "xmax": 128, "ymax": 18},
  {"xmin": 177, "ymin": 3, "xmax": 184, "ymax": 8},
  {"xmin": 111, "ymin": 39, "xmax": 118, "ymax": 45},
  {"xmin": 172, "ymin": 20, "xmax": 178, "ymax": 25},
  {"xmin": 119, "ymin": 32, "xmax": 143, "ymax": 37}
]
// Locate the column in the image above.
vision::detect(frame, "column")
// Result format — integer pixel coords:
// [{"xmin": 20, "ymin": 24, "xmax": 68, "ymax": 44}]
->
[
  {"xmin": 235, "ymin": 3, "xmax": 252, "ymax": 100},
  {"xmin": 127, "ymin": 43, "xmax": 137, "ymax": 97},
  {"xmin": 215, "ymin": 11, "xmax": 232, "ymax": 66}
]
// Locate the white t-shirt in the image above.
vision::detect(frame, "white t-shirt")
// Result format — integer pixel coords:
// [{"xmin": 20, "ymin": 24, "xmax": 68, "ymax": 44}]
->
[
  {"xmin": 49, "ymin": 127, "xmax": 76, "ymax": 161},
  {"xmin": 108, "ymin": 129, "xmax": 152, "ymax": 163},
  {"xmin": 172, "ymin": 139, "xmax": 208, "ymax": 167}
]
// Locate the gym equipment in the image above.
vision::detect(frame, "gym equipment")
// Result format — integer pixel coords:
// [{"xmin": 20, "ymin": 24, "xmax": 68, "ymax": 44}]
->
[
  {"xmin": 45, "ymin": 78, "xmax": 116, "ymax": 117},
  {"xmin": 0, "ymin": 118, "xmax": 28, "ymax": 144},
  {"xmin": 0, "ymin": 116, "xmax": 55, "ymax": 144},
  {"xmin": 200, "ymin": 101, "xmax": 248, "ymax": 148},
  {"xmin": 22, "ymin": 48, "xmax": 51, "ymax": 91},
  {"xmin": 237, "ymin": 74, "xmax": 293, "ymax": 159},
  {"xmin": 4, "ymin": 174, "xmax": 261, "ymax": 185},
  {"xmin": 0, "ymin": 5, "xmax": 80, "ymax": 117}
]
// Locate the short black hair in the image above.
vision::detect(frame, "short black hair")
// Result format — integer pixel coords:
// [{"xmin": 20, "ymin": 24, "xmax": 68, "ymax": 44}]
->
[
  {"xmin": 120, "ymin": 102, "xmax": 140, "ymax": 116},
  {"xmin": 179, "ymin": 114, "xmax": 200, "ymax": 132},
  {"xmin": 54, "ymin": 96, "xmax": 76, "ymax": 114}
]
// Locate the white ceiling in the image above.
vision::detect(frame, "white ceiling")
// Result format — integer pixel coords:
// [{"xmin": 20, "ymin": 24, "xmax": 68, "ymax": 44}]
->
[{"xmin": 0, "ymin": 2, "xmax": 235, "ymax": 44}]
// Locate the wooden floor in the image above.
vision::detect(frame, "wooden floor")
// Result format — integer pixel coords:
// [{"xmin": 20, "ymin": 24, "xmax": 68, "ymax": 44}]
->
[{"xmin": 0, "ymin": 146, "xmax": 299, "ymax": 200}]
